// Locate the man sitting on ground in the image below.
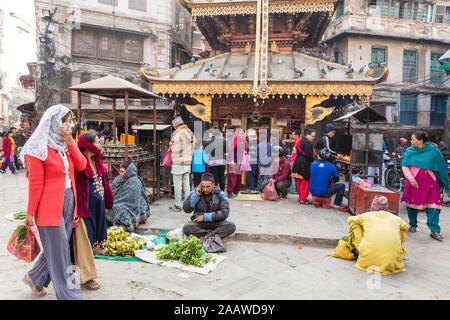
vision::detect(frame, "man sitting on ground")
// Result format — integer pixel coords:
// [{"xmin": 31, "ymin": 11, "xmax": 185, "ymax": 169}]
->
[
  {"xmin": 261, "ymin": 147, "xmax": 291, "ymax": 199},
  {"xmin": 183, "ymin": 173, "xmax": 236, "ymax": 240},
  {"xmin": 309, "ymin": 149, "xmax": 346, "ymax": 210}
]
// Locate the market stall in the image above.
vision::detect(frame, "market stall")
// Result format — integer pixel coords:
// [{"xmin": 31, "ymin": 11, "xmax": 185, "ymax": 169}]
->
[
  {"xmin": 69, "ymin": 75, "xmax": 162, "ymax": 200},
  {"xmin": 334, "ymin": 107, "xmax": 400, "ymax": 215}
]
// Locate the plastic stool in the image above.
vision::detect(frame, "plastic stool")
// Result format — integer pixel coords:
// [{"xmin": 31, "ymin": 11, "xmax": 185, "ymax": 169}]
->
[{"xmin": 312, "ymin": 195, "xmax": 331, "ymax": 209}]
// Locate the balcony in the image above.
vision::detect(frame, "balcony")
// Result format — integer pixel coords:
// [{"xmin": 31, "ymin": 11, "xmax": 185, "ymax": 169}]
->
[{"xmin": 324, "ymin": 13, "xmax": 450, "ymax": 44}]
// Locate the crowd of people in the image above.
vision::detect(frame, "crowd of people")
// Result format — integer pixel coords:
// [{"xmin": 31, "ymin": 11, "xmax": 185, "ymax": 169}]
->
[{"xmin": 5, "ymin": 104, "xmax": 449, "ymax": 300}]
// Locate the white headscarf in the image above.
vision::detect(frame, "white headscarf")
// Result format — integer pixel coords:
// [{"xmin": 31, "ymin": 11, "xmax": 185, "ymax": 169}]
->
[{"xmin": 20, "ymin": 104, "xmax": 72, "ymax": 165}]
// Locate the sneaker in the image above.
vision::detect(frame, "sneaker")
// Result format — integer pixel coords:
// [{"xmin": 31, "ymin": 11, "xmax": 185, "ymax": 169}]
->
[
  {"xmin": 0, "ymin": 169, "xmax": 5, "ymax": 173},
  {"xmin": 169, "ymin": 205, "xmax": 181, "ymax": 212},
  {"xmin": 12, "ymin": 171, "xmax": 18, "ymax": 175}
]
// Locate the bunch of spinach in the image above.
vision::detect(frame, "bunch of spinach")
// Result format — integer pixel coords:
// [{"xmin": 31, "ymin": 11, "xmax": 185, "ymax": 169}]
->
[{"xmin": 156, "ymin": 235, "xmax": 212, "ymax": 267}]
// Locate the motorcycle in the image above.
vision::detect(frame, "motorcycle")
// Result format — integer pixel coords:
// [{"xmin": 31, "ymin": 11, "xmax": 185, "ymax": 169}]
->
[{"xmin": 384, "ymin": 152, "xmax": 405, "ymax": 193}]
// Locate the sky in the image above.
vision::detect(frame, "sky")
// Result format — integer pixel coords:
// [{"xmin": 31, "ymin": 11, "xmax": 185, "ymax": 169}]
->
[{"xmin": 1, "ymin": 0, "xmax": 37, "ymax": 89}]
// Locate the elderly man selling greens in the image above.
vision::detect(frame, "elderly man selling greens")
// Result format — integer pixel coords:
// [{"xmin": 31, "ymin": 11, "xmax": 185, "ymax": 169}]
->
[{"xmin": 182, "ymin": 173, "xmax": 236, "ymax": 241}]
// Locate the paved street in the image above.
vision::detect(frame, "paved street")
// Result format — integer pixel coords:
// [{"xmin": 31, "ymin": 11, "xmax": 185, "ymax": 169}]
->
[{"xmin": 1, "ymin": 170, "xmax": 450, "ymax": 300}]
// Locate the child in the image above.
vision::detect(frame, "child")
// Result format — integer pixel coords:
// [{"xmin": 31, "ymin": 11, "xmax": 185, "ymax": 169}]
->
[{"xmin": 191, "ymin": 141, "xmax": 210, "ymax": 188}]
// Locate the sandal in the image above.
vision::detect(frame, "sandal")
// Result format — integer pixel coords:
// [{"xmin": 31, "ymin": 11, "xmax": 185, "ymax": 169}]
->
[
  {"xmin": 298, "ymin": 200, "xmax": 311, "ymax": 205},
  {"xmin": 408, "ymin": 226, "xmax": 417, "ymax": 233},
  {"xmin": 23, "ymin": 274, "xmax": 46, "ymax": 297},
  {"xmin": 430, "ymin": 232, "xmax": 443, "ymax": 241},
  {"xmin": 82, "ymin": 279, "xmax": 101, "ymax": 290}
]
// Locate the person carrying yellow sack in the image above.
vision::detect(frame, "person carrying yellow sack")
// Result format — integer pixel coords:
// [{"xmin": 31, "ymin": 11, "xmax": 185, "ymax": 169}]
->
[{"xmin": 331, "ymin": 196, "xmax": 409, "ymax": 275}]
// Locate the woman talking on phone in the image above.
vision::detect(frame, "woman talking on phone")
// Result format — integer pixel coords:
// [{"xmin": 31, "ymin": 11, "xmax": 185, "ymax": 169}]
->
[{"xmin": 20, "ymin": 105, "xmax": 87, "ymax": 299}]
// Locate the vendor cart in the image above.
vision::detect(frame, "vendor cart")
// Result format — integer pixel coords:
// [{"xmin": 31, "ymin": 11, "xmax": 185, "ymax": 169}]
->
[{"xmin": 334, "ymin": 107, "xmax": 400, "ymax": 215}]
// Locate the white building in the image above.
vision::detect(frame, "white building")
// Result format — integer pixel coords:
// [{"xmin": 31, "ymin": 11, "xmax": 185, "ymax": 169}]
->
[{"xmin": 323, "ymin": 0, "xmax": 450, "ymax": 140}]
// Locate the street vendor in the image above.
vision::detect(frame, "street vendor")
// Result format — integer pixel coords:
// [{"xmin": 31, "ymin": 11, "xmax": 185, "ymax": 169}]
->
[
  {"xmin": 309, "ymin": 149, "xmax": 346, "ymax": 210},
  {"xmin": 182, "ymin": 173, "xmax": 236, "ymax": 240}
]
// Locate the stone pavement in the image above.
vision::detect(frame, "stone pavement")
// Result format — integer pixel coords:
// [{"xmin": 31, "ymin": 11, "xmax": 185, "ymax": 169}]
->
[{"xmin": 1, "ymin": 170, "xmax": 450, "ymax": 300}]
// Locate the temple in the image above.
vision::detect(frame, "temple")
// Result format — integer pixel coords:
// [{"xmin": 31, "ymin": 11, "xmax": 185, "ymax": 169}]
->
[{"xmin": 140, "ymin": 0, "xmax": 388, "ymax": 137}]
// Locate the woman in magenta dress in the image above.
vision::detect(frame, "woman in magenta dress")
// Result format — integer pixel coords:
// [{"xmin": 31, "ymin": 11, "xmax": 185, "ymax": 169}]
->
[{"xmin": 401, "ymin": 131, "xmax": 449, "ymax": 241}]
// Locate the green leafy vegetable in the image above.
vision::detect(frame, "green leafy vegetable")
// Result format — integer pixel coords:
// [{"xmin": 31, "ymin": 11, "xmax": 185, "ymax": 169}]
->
[
  {"xmin": 16, "ymin": 225, "xmax": 28, "ymax": 244},
  {"xmin": 156, "ymin": 235, "xmax": 212, "ymax": 267},
  {"xmin": 13, "ymin": 211, "xmax": 27, "ymax": 220}
]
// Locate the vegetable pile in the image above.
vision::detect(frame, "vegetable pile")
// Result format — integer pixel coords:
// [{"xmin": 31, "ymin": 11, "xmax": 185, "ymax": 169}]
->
[
  {"xmin": 156, "ymin": 235, "xmax": 213, "ymax": 267},
  {"xmin": 16, "ymin": 225, "xmax": 28, "ymax": 244},
  {"xmin": 13, "ymin": 211, "xmax": 27, "ymax": 220},
  {"xmin": 104, "ymin": 226, "xmax": 147, "ymax": 257}
]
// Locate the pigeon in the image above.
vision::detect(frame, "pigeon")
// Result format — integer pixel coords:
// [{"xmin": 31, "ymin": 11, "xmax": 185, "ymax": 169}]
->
[
  {"xmin": 293, "ymin": 67, "xmax": 305, "ymax": 77},
  {"xmin": 315, "ymin": 51, "xmax": 320, "ymax": 58},
  {"xmin": 277, "ymin": 58, "xmax": 284, "ymax": 64},
  {"xmin": 222, "ymin": 72, "xmax": 230, "ymax": 79},
  {"xmin": 327, "ymin": 65, "xmax": 336, "ymax": 71},
  {"xmin": 301, "ymin": 47, "xmax": 306, "ymax": 54},
  {"xmin": 325, "ymin": 55, "xmax": 330, "ymax": 61},
  {"xmin": 175, "ymin": 62, "xmax": 181, "ymax": 69},
  {"xmin": 321, "ymin": 67, "xmax": 327, "ymax": 75},
  {"xmin": 204, "ymin": 64, "xmax": 213, "ymax": 73},
  {"xmin": 346, "ymin": 67, "xmax": 354, "ymax": 75},
  {"xmin": 348, "ymin": 60, "xmax": 353, "ymax": 69},
  {"xmin": 368, "ymin": 62, "xmax": 374, "ymax": 69},
  {"xmin": 240, "ymin": 65, "xmax": 249, "ymax": 75},
  {"xmin": 191, "ymin": 57, "xmax": 196, "ymax": 63},
  {"xmin": 359, "ymin": 65, "xmax": 366, "ymax": 73}
]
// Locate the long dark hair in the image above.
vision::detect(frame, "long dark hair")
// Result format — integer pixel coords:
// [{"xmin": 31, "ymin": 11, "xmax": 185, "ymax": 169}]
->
[{"xmin": 412, "ymin": 131, "xmax": 428, "ymax": 143}]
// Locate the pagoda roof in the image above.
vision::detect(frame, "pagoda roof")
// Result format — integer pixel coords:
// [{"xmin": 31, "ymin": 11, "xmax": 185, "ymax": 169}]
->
[
  {"xmin": 141, "ymin": 52, "xmax": 388, "ymax": 97},
  {"xmin": 142, "ymin": 52, "xmax": 387, "ymax": 84}
]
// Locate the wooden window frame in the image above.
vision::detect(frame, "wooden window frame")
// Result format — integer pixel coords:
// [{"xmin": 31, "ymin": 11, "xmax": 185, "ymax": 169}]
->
[
  {"xmin": 121, "ymin": 35, "xmax": 143, "ymax": 62},
  {"xmin": 98, "ymin": 0, "xmax": 117, "ymax": 6},
  {"xmin": 400, "ymin": 93, "xmax": 418, "ymax": 126},
  {"xmin": 430, "ymin": 95, "xmax": 447, "ymax": 126},
  {"xmin": 128, "ymin": 0, "xmax": 146, "ymax": 12},
  {"xmin": 402, "ymin": 49, "xmax": 418, "ymax": 83},
  {"xmin": 72, "ymin": 29, "xmax": 97, "ymax": 57},
  {"xmin": 371, "ymin": 46, "xmax": 387, "ymax": 64},
  {"xmin": 98, "ymin": 31, "xmax": 119, "ymax": 60},
  {"xmin": 430, "ymin": 51, "xmax": 445, "ymax": 86}
]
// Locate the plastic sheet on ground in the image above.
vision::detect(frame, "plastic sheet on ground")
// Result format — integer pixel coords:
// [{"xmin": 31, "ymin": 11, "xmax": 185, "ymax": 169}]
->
[
  {"xmin": 134, "ymin": 244, "xmax": 226, "ymax": 275},
  {"xmin": 95, "ymin": 231, "xmax": 168, "ymax": 262}
]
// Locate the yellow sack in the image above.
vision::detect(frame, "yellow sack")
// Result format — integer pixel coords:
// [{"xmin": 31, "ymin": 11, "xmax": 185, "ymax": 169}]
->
[
  {"xmin": 347, "ymin": 211, "xmax": 409, "ymax": 275},
  {"xmin": 330, "ymin": 240, "xmax": 355, "ymax": 260}
]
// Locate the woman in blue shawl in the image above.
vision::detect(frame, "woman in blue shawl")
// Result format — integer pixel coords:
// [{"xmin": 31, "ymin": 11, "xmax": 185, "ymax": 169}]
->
[
  {"xmin": 401, "ymin": 131, "xmax": 449, "ymax": 241},
  {"xmin": 106, "ymin": 161, "xmax": 151, "ymax": 232}
]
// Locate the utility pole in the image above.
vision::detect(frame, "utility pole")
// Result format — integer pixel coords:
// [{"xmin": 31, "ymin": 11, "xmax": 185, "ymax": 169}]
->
[{"xmin": 33, "ymin": 1, "xmax": 60, "ymax": 130}]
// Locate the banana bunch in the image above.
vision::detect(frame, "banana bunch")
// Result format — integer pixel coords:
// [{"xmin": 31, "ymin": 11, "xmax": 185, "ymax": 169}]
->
[{"xmin": 104, "ymin": 226, "xmax": 147, "ymax": 257}]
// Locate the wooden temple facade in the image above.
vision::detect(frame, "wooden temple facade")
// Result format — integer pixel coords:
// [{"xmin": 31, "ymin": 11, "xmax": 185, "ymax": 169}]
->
[{"xmin": 141, "ymin": 0, "xmax": 388, "ymax": 137}]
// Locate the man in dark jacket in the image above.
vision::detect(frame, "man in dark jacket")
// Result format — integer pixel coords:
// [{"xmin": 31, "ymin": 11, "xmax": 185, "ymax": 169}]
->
[
  {"xmin": 13, "ymin": 129, "xmax": 26, "ymax": 148},
  {"xmin": 183, "ymin": 173, "xmax": 236, "ymax": 239},
  {"xmin": 204, "ymin": 127, "xmax": 227, "ymax": 191},
  {"xmin": 316, "ymin": 123, "xmax": 340, "ymax": 160}
]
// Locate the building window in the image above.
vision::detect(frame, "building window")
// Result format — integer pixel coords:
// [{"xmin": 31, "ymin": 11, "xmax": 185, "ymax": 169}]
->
[
  {"xmin": 371, "ymin": 46, "xmax": 387, "ymax": 64},
  {"xmin": 403, "ymin": 50, "xmax": 417, "ymax": 83},
  {"xmin": 98, "ymin": 32, "xmax": 118, "ymax": 59},
  {"xmin": 122, "ymin": 37, "xmax": 142, "ymax": 61},
  {"xmin": 434, "ymin": 4, "xmax": 450, "ymax": 24},
  {"xmin": 335, "ymin": 1, "xmax": 344, "ymax": 19},
  {"xmin": 72, "ymin": 30, "xmax": 97, "ymax": 56},
  {"xmin": 80, "ymin": 73, "xmax": 91, "ymax": 105},
  {"xmin": 430, "ymin": 96, "xmax": 447, "ymax": 126},
  {"xmin": 98, "ymin": 0, "xmax": 117, "ymax": 5},
  {"xmin": 129, "ymin": 0, "xmax": 146, "ymax": 11},
  {"xmin": 431, "ymin": 52, "xmax": 445, "ymax": 86},
  {"xmin": 376, "ymin": 0, "xmax": 430, "ymax": 21},
  {"xmin": 400, "ymin": 94, "xmax": 418, "ymax": 126}
]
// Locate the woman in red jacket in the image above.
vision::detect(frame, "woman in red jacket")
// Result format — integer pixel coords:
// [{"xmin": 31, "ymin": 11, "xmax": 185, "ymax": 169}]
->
[
  {"xmin": 0, "ymin": 129, "xmax": 17, "ymax": 174},
  {"xmin": 20, "ymin": 105, "xmax": 87, "ymax": 300}
]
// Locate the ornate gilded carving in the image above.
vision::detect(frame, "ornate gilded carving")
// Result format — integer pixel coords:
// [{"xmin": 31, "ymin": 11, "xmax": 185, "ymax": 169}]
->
[
  {"xmin": 230, "ymin": 16, "xmax": 237, "ymax": 33},
  {"xmin": 270, "ymin": 41, "xmax": 279, "ymax": 53},
  {"xmin": 287, "ymin": 14, "xmax": 294, "ymax": 33},
  {"xmin": 248, "ymin": 15, "xmax": 256, "ymax": 34},
  {"xmin": 190, "ymin": 2, "xmax": 336, "ymax": 18},
  {"xmin": 150, "ymin": 82, "xmax": 374, "ymax": 97}
]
